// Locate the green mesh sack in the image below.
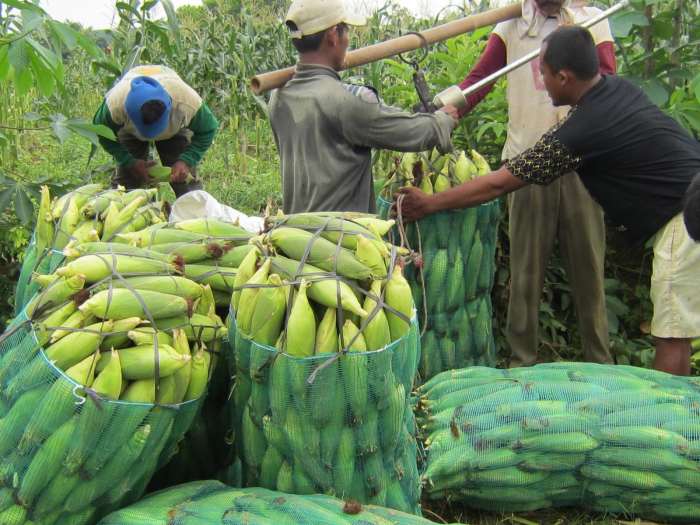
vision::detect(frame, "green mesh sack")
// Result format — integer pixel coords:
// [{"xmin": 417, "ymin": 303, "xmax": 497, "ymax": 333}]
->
[
  {"xmin": 0, "ymin": 315, "xmax": 202, "ymax": 525},
  {"xmin": 377, "ymin": 197, "xmax": 500, "ymax": 378},
  {"xmin": 98, "ymin": 481, "xmax": 463, "ymax": 525},
  {"xmin": 417, "ymin": 362, "xmax": 700, "ymax": 523},
  {"xmin": 227, "ymin": 315, "xmax": 422, "ymax": 514}
]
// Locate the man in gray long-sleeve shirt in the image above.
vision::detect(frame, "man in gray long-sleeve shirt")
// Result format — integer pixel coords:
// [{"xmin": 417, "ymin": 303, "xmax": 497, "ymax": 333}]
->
[{"xmin": 269, "ymin": 0, "xmax": 459, "ymax": 214}]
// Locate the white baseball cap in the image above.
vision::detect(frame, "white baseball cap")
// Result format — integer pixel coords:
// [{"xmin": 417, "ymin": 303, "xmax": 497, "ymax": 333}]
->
[{"xmin": 285, "ymin": 0, "xmax": 366, "ymax": 38}]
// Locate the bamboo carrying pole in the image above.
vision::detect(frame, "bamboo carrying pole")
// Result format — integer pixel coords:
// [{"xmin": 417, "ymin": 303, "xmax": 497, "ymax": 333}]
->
[{"xmin": 250, "ymin": 3, "xmax": 522, "ymax": 95}]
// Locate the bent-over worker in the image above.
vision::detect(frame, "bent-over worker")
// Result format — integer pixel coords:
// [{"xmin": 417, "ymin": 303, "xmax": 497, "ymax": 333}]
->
[{"xmin": 93, "ymin": 65, "xmax": 219, "ymax": 197}]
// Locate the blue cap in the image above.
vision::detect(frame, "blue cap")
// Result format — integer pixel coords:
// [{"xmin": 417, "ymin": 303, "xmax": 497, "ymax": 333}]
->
[{"xmin": 125, "ymin": 76, "xmax": 172, "ymax": 139}]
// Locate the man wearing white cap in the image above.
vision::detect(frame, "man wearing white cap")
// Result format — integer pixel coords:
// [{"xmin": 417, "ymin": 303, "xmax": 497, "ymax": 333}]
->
[{"xmin": 269, "ymin": 0, "xmax": 459, "ymax": 214}]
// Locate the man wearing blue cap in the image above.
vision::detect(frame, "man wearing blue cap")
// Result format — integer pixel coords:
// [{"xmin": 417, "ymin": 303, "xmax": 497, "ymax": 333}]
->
[{"xmin": 93, "ymin": 65, "xmax": 219, "ymax": 196}]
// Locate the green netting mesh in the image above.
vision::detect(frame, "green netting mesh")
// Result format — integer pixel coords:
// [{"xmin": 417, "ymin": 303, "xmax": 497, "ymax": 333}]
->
[
  {"xmin": 377, "ymin": 197, "xmax": 500, "ymax": 379},
  {"xmin": 417, "ymin": 362, "xmax": 700, "ymax": 523},
  {"xmin": 98, "ymin": 481, "xmax": 462, "ymax": 525},
  {"xmin": 226, "ymin": 315, "xmax": 422, "ymax": 515},
  {"xmin": 0, "ymin": 314, "xmax": 201, "ymax": 525}
]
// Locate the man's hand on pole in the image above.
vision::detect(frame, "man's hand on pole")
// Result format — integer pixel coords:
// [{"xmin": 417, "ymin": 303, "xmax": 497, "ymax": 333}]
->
[{"xmin": 437, "ymin": 104, "xmax": 459, "ymax": 122}]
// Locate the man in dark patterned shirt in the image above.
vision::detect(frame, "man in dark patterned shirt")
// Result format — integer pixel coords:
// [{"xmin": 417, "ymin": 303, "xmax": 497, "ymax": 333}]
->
[{"xmin": 397, "ymin": 26, "xmax": 700, "ymax": 375}]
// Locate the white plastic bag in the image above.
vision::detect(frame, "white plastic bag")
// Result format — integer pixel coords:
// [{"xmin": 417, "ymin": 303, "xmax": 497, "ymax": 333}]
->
[{"xmin": 169, "ymin": 190, "xmax": 265, "ymax": 234}]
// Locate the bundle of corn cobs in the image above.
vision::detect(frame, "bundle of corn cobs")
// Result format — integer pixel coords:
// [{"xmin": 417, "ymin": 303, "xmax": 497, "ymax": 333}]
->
[
  {"xmin": 15, "ymin": 184, "xmax": 168, "ymax": 314},
  {"xmin": 376, "ymin": 148, "xmax": 491, "ymax": 198},
  {"xmin": 99, "ymin": 480, "xmax": 462, "ymax": 525},
  {"xmin": 228, "ymin": 212, "xmax": 422, "ymax": 514},
  {"xmin": 417, "ymin": 363, "xmax": 700, "ymax": 523},
  {"xmin": 0, "ymin": 201, "xmax": 251, "ymax": 523},
  {"xmin": 376, "ymin": 149, "xmax": 500, "ymax": 378}
]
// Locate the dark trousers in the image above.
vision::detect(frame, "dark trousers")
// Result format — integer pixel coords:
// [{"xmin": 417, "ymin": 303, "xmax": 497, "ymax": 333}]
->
[{"xmin": 113, "ymin": 128, "xmax": 203, "ymax": 198}]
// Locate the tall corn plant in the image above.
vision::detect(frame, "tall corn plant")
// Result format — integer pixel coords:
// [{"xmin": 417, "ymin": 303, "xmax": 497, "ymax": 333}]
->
[{"xmin": 0, "ymin": 0, "xmax": 114, "ymax": 221}]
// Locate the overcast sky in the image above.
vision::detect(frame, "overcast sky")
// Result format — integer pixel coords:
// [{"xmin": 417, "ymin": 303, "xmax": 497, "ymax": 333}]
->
[{"xmin": 41, "ymin": 0, "xmax": 474, "ymax": 29}]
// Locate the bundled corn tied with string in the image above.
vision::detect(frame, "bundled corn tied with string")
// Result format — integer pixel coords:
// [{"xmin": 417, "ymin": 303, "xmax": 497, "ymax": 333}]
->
[
  {"xmin": 226, "ymin": 212, "xmax": 423, "ymax": 515},
  {"xmin": 0, "ymin": 238, "xmax": 230, "ymax": 524},
  {"xmin": 15, "ymin": 184, "xmax": 169, "ymax": 315},
  {"xmin": 376, "ymin": 149, "xmax": 501, "ymax": 380}
]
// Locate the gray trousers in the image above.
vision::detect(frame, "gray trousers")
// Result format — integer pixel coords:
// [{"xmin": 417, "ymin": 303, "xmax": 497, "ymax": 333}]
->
[
  {"xmin": 113, "ymin": 128, "xmax": 203, "ymax": 198},
  {"xmin": 506, "ymin": 172, "xmax": 613, "ymax": 366}
]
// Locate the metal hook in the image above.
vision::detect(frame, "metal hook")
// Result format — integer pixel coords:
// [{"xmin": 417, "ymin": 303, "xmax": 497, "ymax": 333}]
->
[
  {"xmin": 396, "ymin": 31, "xmax": 430, "ymax": 69},
  {"xmin": 72, "ymin": 384, "xmax": 87, "ymax": 406}
]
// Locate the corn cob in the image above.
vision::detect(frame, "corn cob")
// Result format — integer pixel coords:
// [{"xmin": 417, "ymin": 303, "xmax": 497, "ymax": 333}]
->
[
  {"xmin": 232, "ymin": 247, "xmax": 260, "ymax": 311},
  {"xmin": 17, "ymin": 417, "xmax": 76, "ymax": 507},
  {"xmin": 99, "ymin": 316, "xmax": 142, "ymax": 352},
  {"xmin": 0, "ymin": 387, "xmax": 48, "ymax": 457},
  {"xmin": 52, "ymin": 184, "xmax": 103, "ymax": 220},
  {"xmin": 117, "ymin": 343, "xmax": 190, "ymax": 380},
  {"xmin": 433, "ymin": 164, "xmax": 450, "ymax": 193},
  {"xmin": 102, "ymin": 195, "xmax": 148, "ymax": 240},
  {"xmin": 249, "ymin": 274, "xmax": 287, "ymax": 346},
  {"xmin": 315, "ymin": 307, "xmax": 338, "ymax": 355},
  {"xmin": 270, "ymin": 255, "xmax": 367, "ymax": 317},
  {"xmin": 48, "ymin": 309, "xmax": 93, "ymax": 344},
  {"xmin": 31, "ymin": 272, "xmax": 60, "ymax": 288},
  {"xmin": 269, "ymin": 227, "xmax": 373, "ymax": 280},
  {"xmin": 174, "ymin": 218, "xmax": 252, "ymax": 238},
  {"xmin": 64, "ymin": 424, "xmax": 152, "ymax": 513},
  {"xmin": 57, "ymin": 253, "xmax": 181, "ymax": 282},
  {"xmin": 184, "ymin": 263, "xmax": 237, "ymax": 292},
  {"xmin": 185, "ymin": 347, "xmax": 211, "ymax": 401},
  {"xmin": 235, "ymin": 258, "xmax": 271, "ymax": 334},
  {"xmin": 35, "ymin": 185, "xmax": 55, "ymax": 256},
  {"xmin": 212, "ymin": 243, "xmax": 255, "ymax": 267},
  {"xmin": 153, "ymin": 312, "xmax": 226, "ymax": 342},
  {"xmin": 470, "ymin": 149, "xmax": 491, "ymax": 175},
  {"xmin": 34, "ymin": 300, "xmax": 77, "ymax": 345},
  {"xmin": 385, "ymin": 265, "xmax": 413, "ymax": 341},
  {"xmin": 284, "ymin": 280, "xmax": 316, "ymax": 357},
  {"xmin": 122, "ymin": 187, "xmax": 158, "ymax": 206},
  {"xmin": 121, "ymin": 379, "xmax": 157, "ymax": 403},
  {"xmin": 116, "ymin": 224, "xmax": 207, "ymax": 247},
  {"xmin": 170, "ymin": 329, "xmax": 192, "ymax": 402},
  {"xmin": 95, "ymin": 275, "xmax": 203, "ymax": 301},
  {"xmin": 79, "ymin": 288, "xmax": 190, "ymax": 320},
  {"xmin": 454, "ymin": 150, "xmax": 476, "ymax": 183},
  {"xmin": 149, "ymin": 240, "xmax": 226, "ymax": 263},
  {"xmin": 53, "ymin": 197, "xmax": 81, "ymax": 250},
  {"xmin": 362, "ymin": 280, "xmax": 392, "ymax": 351},
  {"xmin": 127, "ymin": 328, "xmax": 174, "ymax": 346},
  {"xmin": 195, "ymin": 284, "xmax": 216, "ymax": 316},
  {"xmin": 25, "ymin": 274, "xmax": 85, "ymax": 318},
  {"xmin": 63, "ymin": 241, "xmax": 171, "ymax": 261},
  {"xmin": 352, "ymin": 217, "xmax": 395, "ymax": 236},
  {"xmin": 71, "ymin": 220, "xmax": 101, "ymax": 244},
  {"xmin": 420, "ymin": 174, "xmax": 434, "ymax": 194},
  {"xmin": 44, "ymin": 319, "xmax": 114, "ymax": 369},
  {"xmin": 356, "ymin": 235, "xmax": 388, "ymax": 278},
  {"xmin": 340, "ymin": 320, "xmax": 369, "ymax": 422}
]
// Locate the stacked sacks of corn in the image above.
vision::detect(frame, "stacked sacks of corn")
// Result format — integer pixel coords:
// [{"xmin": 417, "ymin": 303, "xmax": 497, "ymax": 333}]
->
[
  {"xmin": 15, "ymin": 184, "xmax": 168, "ymax": 315},
  {"xmin": 109, "ymin": 218, "xmax": 255, "ymax": 487},
  {"xmin": 228, "ymin": 212, "xmax": 422, "ymax": 514},
  {"xmin": 417, "ymin": 362, "xmax": 700, "ymax": 523},
  {"xmin": 0, "ymin": 243, "xmax": 225, "ymax": 524},
  {"xmin": 98, "ymin": 480, "xmax": 463, "ymax": 525},
  {"xmin": 377, "ymin": 149, "xmax": 500, "ymax": 379}
]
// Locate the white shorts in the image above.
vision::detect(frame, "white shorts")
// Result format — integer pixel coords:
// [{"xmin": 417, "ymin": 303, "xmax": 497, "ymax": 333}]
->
[{"xmin": 650, "ymin": 213, "xmax": 700, "ymax": 339}]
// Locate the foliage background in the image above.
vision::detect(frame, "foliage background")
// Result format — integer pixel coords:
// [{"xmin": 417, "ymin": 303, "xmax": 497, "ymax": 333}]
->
[{"xmin": 0, "ymin": 0, "xmax": 698, "ymax": 360}]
